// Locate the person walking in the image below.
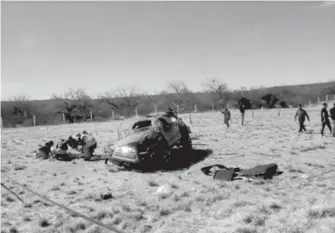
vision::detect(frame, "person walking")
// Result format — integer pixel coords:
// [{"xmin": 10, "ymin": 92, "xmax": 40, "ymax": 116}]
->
[
  {"xmin": 294, "ymin": 104, "xmax": 310, "ymax": 133},
  {"xmin": 221, "ymin": 107, "xmax": 231, "ymax": 127},
  {"xmin": 321, "ymin": 103, "xmax": 332, "ymax": 136},
  {"xmin": 330, "ymin": 103, "xmax": 335, "ymax": 137},
  {"xmin": 239, "ymin": 103, "xmax": 245, "ymax": 126}
]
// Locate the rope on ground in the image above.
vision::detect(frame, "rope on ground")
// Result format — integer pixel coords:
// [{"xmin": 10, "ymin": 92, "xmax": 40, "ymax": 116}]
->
[
  {"xmin": 1, "ymin": 182, "xmax": 25, "ymax": 203},
  {"xmin": 2, "ymin": 175, "xmax": 127, "ymax": 233}
]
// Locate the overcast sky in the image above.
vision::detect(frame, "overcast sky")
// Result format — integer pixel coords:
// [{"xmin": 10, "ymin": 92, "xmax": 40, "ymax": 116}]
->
[{"xmin": 2, "ymin": 1, "xmax": 335, "ymax": 100}]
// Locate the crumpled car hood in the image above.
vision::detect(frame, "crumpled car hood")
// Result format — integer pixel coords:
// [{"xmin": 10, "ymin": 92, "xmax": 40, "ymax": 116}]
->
[{"xmin": 113, "ymin": 129, "xmax": 151, "ymax": 148}]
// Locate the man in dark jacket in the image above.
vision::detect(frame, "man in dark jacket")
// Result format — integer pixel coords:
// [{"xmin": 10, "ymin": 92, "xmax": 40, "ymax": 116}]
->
[
  {"xmin": 321, "ymin": 103, "xmax": 332, "ymax": 136},
  {"xmin": 330, "ymin": 103, "xmax": 335, "ymax": 137},
  {"xmin": 294, "ymin": 104, "xmax": 310, "ymax": 133}
]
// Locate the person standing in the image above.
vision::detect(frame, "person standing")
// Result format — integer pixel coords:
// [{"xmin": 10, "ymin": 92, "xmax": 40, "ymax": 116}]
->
[
  {"xmin": 294, "ymin": 104, "xmax": 310, "ymax": 133},
  {"xmin": 330, "ymin": 103, "xmax": 335, "ymax": 137},
  {"xmin": 321, "ymin": 103, "xmax": 332, "ymax": 136},
  {"xmin": 239, "ymin": 103, "xmax": 245, "ymax": 126},
  {"xmin": 221, "ymin": 107, "xmax": 231, "ymax": 127}
]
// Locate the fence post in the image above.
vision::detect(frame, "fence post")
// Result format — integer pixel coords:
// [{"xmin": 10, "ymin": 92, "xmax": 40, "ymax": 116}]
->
[
  {"xmin": 62, "ymin": 113, "xmax": 65, "ymax": 122},
  {"xmin": 278, "ymin": 109, "xmax": 280, "ymax": 116},
  {"xmin": 318, "ymin": 96, "xmax": 320, "ymax": 104},
  {"xmin": 194, "ymin": 105, "xmax": 197, "ymax": 113},
  {"xmin": 189, "ymin": 113, "xmax": 192, "ymax": 125},
  {"xmin": 33, "ymin": 115, "xmax": 36, "ymax": 127},
  {"xmin": 90, "ymin": 111, "xmax": 93, "ymax": 121},
  {"xmin": 135, "ymin": 107, "xmax": 138, "ymax": 117},
  {"xmin": 112, "ymin": 111, "xmax": 115, "ymax": 120},
  {"xmin": 252, "ymin": 109, "xmax": 254, "ymax": 118}
]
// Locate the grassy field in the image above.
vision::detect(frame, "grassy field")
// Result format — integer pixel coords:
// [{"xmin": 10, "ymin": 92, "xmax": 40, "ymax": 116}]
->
[{"xmin": 1, "ymin": 108, "xmax": 335, "ymax": 233}]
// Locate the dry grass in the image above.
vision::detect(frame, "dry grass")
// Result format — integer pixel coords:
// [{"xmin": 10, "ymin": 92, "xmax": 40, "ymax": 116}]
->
[{"xmin": 1, "ymin": 108, "xmax": 335, "ymax": 233}]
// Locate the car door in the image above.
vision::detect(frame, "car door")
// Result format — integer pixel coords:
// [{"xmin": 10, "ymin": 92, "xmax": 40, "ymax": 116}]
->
[{"xmin": 162, "ymin": 117, "xmax": 182, "ymax": 146}]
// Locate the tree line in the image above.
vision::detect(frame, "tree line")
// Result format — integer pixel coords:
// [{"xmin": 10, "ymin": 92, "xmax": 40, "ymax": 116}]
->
[{"xmin": 1, "ymin": 79, "xmax": 335, "ymax": 127}]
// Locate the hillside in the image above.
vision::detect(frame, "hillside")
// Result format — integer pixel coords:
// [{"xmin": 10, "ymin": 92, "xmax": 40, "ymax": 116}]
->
[{"xmin": 1, "ymin": 81, "xmax": 335, "ymax": 127}]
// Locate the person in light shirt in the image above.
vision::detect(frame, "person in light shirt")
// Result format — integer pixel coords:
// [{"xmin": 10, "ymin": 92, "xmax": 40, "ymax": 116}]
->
[{"xmin": 68, "ymin": 131, "xmax": 97, "ymax": 161}]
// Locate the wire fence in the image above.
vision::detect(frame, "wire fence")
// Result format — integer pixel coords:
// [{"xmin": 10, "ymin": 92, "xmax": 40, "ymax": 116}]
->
[{"xmin": 1, "ymin": 94, "xmax": 335, "ymax": 128}]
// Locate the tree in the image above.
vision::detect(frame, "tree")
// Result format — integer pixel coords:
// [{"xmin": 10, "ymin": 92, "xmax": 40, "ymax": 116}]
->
[
  {"xmin": 51, "ymin": 88, "xmax": 92, "ymax": 123},
  {"xmin": 203, "ymin": 78, "xmax": 229, "ymax": 109},
  {"xmin": 239, "ymin": 97, "xmax": 252, "ymax": 110},
  {"xmin": 167, "ymin": 80, "xmax": 194, "ymax": 112},
  {"xmin": 261, "ymin": 93, "xmax": 279, "ymax": 108},
  {"xmin": 10, "ymin": 94, "xmax": 31, "ymax": 117},
  {"xmin": 100, "ymin": 87, "xmax": 141, "ymax": 117},
  {"xmin": 167, "ymin": 80, "xmax": 190, "ymax": 95}
]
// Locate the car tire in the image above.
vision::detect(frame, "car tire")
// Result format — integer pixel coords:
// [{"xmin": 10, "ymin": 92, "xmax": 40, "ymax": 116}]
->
[
  {"xmin": 181, "ymin": 133, "xmax": 192, "ymax": 151},
  {"xmin": 149, "ymin": 137, "xmax": 170, "ymax": 165}
]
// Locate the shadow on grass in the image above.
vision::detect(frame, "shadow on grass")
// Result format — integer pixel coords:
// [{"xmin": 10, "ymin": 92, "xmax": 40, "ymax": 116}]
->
[{"xmin": 122, "ymin": 148, "xmax": 213, "ymax": 173}]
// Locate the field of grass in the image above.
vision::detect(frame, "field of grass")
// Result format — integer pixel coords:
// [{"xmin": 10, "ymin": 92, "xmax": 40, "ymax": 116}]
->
[{"xmin": 1, "ymin": 108, "xmax": 335, "ymax": 233}]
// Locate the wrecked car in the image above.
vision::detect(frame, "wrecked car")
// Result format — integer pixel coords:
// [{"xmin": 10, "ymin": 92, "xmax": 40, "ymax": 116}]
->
[{"xmin": 105, "ymin": 113, "xmax": 192, "ymax": 167}]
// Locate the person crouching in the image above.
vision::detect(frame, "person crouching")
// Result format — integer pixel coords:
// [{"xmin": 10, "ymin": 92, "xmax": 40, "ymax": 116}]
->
[
  {"xmin": 52, "ymin": 139, "xmax": 73, "ymax": 161},
  {"xmin": 69, "ymin": 131, "xmax": 97, "ymax": 161},
  {"xmin": 36, "ymin": 141, "xmax": 54, "ymax": 159}
]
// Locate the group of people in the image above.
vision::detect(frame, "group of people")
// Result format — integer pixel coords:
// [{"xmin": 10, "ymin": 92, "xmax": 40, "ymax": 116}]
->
[
  {"xmin": 220, "ymin": 102, "xmax": 335, "ymax": 137},
  {"xmin": 296, "ymin": 103, "xmax": 335, "ymax": 136},
  {"xmin": 37, "ymin": 131, "xmax": 97, "ymax": 161}
]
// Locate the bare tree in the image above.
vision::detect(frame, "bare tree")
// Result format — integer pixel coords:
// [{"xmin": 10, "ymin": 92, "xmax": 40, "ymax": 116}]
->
[
  {"xmin": 51, "ymin": 88, "xmax": 92, "ymax": 123},
  {"xmin": 203, "ymin": 78, "xmax": 229, "ymax": 108},
  {"xmin": 100, "ymin": 87, "xmax": 141, "ymax": 117},
  {"xmin": 10, "ymin": 94, "xmax": 31, "ymax": 117},
  {"xmin": 167, "ymin": 80, "xmax": 190, "ymax": 94},
  {"xmin": 98, "ymin": 91, "xmax": 120, "ymax": 110}
]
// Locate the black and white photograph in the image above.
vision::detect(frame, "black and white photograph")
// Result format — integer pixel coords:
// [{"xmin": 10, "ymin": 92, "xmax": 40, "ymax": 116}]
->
[{"xmin": 1, "ymin": 1, "xmax": 335, "ymax": 233}]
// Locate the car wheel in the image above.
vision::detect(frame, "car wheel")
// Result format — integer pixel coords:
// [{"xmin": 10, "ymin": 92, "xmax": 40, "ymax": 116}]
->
[
  {"xmin": 149, "ymin": 138, "xmax": 170, "ymax": 165},
  {"xmin": 180, "ymin": 133, "xmax": 192, "ymax": 151}
]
